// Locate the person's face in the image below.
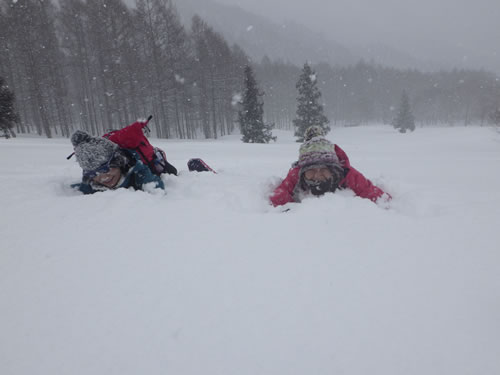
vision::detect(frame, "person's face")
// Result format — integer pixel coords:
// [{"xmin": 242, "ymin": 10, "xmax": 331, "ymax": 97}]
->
[
  {"xmin": 92, "ymin": 167, "xmax": 121, "ymax": 188},
  {"xmin": 304, "ymin": 167, "xmax": 333, "ymax": 182}
]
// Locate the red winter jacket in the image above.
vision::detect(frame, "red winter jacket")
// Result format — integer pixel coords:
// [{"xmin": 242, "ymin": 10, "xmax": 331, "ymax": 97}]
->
[
  {"xmin": 270, "ymin": 144, "xmax": 388, "ymax": 206},
  {"xmin": 105, "ymin": 121, "xmax": 154, "ymax": 164}
]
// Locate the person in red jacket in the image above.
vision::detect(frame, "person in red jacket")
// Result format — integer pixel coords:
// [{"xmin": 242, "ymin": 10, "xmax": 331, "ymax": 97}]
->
[
  {"xmin": 104, "ymin": 118, "xmax": 177, "ymax": 176},
  {"xmin": 270, "ymin": 126, "xmax": 390, "ymax": 207}
]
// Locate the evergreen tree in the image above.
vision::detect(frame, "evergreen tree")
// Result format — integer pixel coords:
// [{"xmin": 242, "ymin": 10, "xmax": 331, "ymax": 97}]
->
[
  {"xmin": 393, "ymin": 90, "xmax": 416, "ymax": 133},
  {"xmin": 238, "ymin": 65, "xmax": 275, "ymax": 143},
  {"xmin": 489, "ymin": 108, "xmax": 500, "ymax": 126},
  {"xmin": 293, "ymin": 63, "xmax": 329, "ymax": 142},
  {"xmin": 0, "ymin": 76, "xmax": 19, "ymax": 138}
]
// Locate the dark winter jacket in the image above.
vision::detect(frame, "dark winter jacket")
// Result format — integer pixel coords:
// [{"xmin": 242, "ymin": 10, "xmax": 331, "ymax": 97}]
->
[
  {"xmin": 270, "ymin": 144, "xmax": 388, "ymax": 206},
  {"xmin": 72, "ymin": 150, "xmax": 165, "ymax": 195}
]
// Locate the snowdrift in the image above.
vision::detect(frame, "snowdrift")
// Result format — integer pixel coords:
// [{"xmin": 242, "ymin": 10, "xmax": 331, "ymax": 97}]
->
[{"xmin": 1, "ymin": 126, "xmax": 499, "ymax": 375}]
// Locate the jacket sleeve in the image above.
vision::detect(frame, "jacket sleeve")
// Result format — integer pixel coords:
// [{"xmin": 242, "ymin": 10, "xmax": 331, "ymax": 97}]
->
[
  {"xmin": 334, "ymin": 145, "xmax": 389, "ymax": 202},
  {"xmin": 335, "ymin": 145, "xmax": 391, "ymax": 202},
  {"xmin": 341, "ymin": 166, "xmax": 387, "ymax": 202},
  {"xmin": 133, "ymin": 162, "xmax": 165, "ymax": 190},
  {"xmin": 270, "ymin": 167, "xmax": 300, "ymax": 206},
  {"xmin": 71, "ymin": 182, "xmax": 96, "ymax": 195}
]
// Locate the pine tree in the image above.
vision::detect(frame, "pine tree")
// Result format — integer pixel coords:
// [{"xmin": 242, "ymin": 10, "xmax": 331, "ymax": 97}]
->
[
  {"xmin": 0, "ymin": 76, "xmax": 19, "ymax": 138},
  {"xmin": 489, "ymin": 108, "xmax": 500, "ymax": 126},
  {"xmin": 393, "ymin": 90, "xmax": 416, "ymax": 133},
  {"xmin": 293, "ymin": 63, "xmax": 329, "ymax": 142},
  {"xmin": 238, "ymin": 65, "xmax": 275, "ymax": 143}
]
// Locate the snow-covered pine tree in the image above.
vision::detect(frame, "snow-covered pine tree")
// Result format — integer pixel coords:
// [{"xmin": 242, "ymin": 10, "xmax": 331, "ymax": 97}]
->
[
  {"xmin": 393, "ymin": 90, "xmax": 415, "ymax": 133},
  {"xmin": 293, "ymin": 63, "xmax": 330, "ymax": 142},
  {"xmin": 489, "ymin": 108, "xmax": 500, "ymax": 126},
  {"xmin": 238, "ymin": 65, "xmax": 275, "ymax": 143},
  {"xmin": 0, "ymin": 76, "xmax": 19, "ymax": 139}
]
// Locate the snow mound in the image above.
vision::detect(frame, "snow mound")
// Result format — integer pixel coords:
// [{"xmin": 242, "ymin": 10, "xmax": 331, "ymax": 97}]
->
[{"xmin": 1, "ymin": 125, "xmax": 499, "ymax": 375}]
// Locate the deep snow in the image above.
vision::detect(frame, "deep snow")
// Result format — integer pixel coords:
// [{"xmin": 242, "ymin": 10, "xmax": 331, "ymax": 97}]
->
[{"xmin": 1, "ymin": 125, "xmax": 499, "ymax": 375}]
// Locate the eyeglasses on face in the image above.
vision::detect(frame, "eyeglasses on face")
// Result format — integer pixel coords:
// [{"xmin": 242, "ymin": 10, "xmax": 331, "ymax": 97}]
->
[
  {"xmin": 83, "ymin": 152, "xmax": 115, "ymax": 179},
  {"xmin": 304, "ymin": 167, "xmax": 333, "ymax": 181}
]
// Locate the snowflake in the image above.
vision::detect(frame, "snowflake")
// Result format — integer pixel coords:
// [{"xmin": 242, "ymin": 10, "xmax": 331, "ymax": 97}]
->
[
  {"xmin": 231, "ymin": 93, "xmax": 242, "ymax": 106},
  {"xmin": 175, "ymin": 74, "xmax": 185, "ymax": 84}
]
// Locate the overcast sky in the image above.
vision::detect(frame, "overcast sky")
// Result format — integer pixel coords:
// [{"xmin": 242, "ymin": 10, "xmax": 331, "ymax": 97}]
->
[{"xmin": 214, "ymin": 0, "xmax": 500, "ymax": 71}]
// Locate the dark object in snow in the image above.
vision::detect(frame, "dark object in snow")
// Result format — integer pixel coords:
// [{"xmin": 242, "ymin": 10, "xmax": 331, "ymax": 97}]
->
[
  {"xmin": 151, "ymin": 147, "xmax": 178, "ymax": 176},
  {"xmin": 187, "ymin": 158, "xmax": 217, "ymax": 173}
]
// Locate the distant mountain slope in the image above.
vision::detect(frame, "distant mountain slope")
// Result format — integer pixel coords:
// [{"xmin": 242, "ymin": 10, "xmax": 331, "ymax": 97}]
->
[
  {"xmin": 350, "ymin": 43, "xmax": 438, "ymax": 72},
  {"xmin": 174, "ymin": 0, "xmax": 357, "ymax": 66},
  {"xmin": 124, "ymin": 0, "xmax": 499, "ymax": 74}
]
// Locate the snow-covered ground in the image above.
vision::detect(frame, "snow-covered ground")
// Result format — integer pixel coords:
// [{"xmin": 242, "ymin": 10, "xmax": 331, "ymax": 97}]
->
[{"xmin": 1, "ymin": 125, "xmax": 499, "ymax": 375}]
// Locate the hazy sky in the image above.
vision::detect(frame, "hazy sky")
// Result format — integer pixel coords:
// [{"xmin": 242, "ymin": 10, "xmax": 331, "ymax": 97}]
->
[{"xmin": 214, "ymin": 0, "xmax": 500, "ymax": 70}]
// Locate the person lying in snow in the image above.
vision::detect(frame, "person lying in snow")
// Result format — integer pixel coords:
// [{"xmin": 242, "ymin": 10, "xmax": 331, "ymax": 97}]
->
[
  {"xmin": 70, "ymin": 130, "xmax": 164, "ymax": 194},
  {"xmin": 104, "ymin": 117, "xmax": 178, "ymax": 176},
  {"xmin": 270, "ymin": 126, "xmax": 390, "ymax": 206}
]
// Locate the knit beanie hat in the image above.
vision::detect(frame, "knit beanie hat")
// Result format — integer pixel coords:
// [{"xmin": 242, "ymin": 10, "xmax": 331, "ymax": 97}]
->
[
  {"xmin": 71, "ymin": 130, "xmax": 118, "ymax": 175},
  {"xmin": 298, "ymin": 135, "xmax": 340, "ymax": 169},
  {"xmin": 303, "ymin": 125, "xmax": 325, "ymax": 142}
]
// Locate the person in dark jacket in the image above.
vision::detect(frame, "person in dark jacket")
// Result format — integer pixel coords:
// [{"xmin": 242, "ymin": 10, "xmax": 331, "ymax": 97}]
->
[
  {"xmin": 270, "ymin": 126, "xmax": 390, "ymax": 206},
  {"xmin": 70, "ymin": 130, "xmax": 164, "ymax": 194}
]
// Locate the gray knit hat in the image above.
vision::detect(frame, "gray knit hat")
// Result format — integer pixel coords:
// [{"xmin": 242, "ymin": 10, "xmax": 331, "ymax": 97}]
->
[{"xmin": 71, "ymin": 130, "xmax": 118, "ymax": 175}]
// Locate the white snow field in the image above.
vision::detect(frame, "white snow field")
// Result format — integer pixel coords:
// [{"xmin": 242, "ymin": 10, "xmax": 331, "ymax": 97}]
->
[{"xmin": 1, "ymin": 125, "xmax": 500, "ymax": 375}]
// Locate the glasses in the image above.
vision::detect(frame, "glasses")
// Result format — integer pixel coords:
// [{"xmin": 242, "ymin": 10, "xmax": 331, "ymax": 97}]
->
[{"xmin": 83, "ymin": 152, "xmax": 116, "ymax": 179}]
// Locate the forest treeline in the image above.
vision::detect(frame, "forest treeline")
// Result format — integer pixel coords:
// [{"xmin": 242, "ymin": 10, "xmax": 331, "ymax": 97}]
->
[
  {"xmin": 1, "ymin": 0, "xmax": 499, "ymax": 138},
  {"xmin": 257, "ymin": 59, "xmax": 500, "ymax": 129}
]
